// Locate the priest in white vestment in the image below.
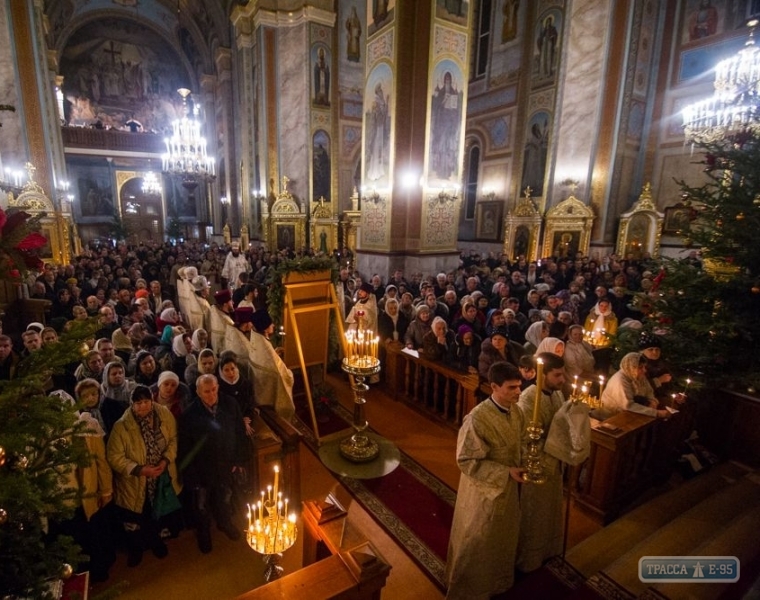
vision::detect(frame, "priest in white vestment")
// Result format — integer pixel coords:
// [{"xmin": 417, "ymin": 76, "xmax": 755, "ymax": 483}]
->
[{"xmin": 209, "ymin": 288, "xmax": 234, "ymax": 353}]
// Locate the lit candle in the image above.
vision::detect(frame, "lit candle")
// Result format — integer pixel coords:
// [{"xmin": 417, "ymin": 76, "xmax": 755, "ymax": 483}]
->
[
  {"xmin": 533, "ymin": 357, "xmax": 544, "ymax": 423},
  {"xmin": 599, "ymin": 375, "xmax": 605, "ymax": 399},
  {"xmin": 273, "ymin": 465, "xmax": 279, "ymax": 504}
]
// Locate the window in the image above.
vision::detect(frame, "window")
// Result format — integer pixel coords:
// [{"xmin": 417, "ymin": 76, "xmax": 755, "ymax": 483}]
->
[
  {"xmin": 472, "ymin": 0, "xmax": 493, "ymax": 80},
  {"xmin": 464, "ymin": 145, "xmax": 480, "ymax": 220}
]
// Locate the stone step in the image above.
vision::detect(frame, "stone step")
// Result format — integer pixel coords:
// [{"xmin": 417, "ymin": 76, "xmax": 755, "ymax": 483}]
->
[
  {"xmin": 601, "ymin": 472, "xmax": 760, "ymax": 596},
  {"xmin": 567, "ymin": 461, "xmax": 754, "ymax": 577},
  {"xmin": 646, "ymin": 498, "xmax": 760, "ymax": 599}
]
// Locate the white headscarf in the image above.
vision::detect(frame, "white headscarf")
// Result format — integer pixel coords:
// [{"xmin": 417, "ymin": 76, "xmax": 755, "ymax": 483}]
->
[{"xmin": 535, "ymin": 337, "xmax": 564, "ymax": 357}]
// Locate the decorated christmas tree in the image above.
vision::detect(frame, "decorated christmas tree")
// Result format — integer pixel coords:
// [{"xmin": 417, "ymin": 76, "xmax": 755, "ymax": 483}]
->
[
  {"xmin": 639, "ymin": 125, "xmax": 760, "ymax": 392},
  {"xmin": 0, "ymin": 206, "xmax": 97, "ymax": 597}
]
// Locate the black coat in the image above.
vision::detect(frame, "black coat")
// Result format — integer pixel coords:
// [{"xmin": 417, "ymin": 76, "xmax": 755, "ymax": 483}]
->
[{"xmin": 178, "ymin": 394, "xmax": 251, "ymax": 488}]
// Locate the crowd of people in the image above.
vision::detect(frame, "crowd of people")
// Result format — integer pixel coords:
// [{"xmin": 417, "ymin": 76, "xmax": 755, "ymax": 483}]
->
[{"xmin": 2, "ymin": 238, "xmax": 693, "ymax": 591}]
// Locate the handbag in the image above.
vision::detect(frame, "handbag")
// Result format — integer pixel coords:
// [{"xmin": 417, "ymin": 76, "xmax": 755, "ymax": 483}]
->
[{"xmin": 152, "ymin": 471, "xmax": 182, "ymax": 520}]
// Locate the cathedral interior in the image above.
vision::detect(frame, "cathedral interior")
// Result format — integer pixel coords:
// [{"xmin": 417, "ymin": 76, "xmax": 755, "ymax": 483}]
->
[{"xmin": 0, "ymin": 0, "xmax": 758, "ymax": 275}]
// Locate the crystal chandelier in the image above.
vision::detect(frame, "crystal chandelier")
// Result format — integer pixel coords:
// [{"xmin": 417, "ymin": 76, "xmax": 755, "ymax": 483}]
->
[
  {"xmin": 683, "ymin": 19, "xmax": 760, "ymax": 144},
  {"xmin": 142, "ymin": 171, "xmax": 162, "ymax": 196},
  {"xmin": 162, "ymin": 88, "xmax": 215, "ymax": 179}
]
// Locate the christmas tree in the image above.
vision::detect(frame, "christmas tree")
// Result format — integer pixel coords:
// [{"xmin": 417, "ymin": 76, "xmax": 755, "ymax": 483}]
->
[
  {"xmin": 640, "ymin": 124, "xmax": 760, "ymax": 391},
  {"xmin": 0, "ymin": 207, "xmax": 98, "ymax": 597}
]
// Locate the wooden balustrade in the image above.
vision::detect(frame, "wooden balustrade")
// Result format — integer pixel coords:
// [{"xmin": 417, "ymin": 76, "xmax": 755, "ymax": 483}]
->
[
  {"xmin": 382, "ymin": 341, "xmax": 482, "ymax": 428},
  {"xmin": 573, "ymin": 410, "xmax": 683, "ymax": 524}
]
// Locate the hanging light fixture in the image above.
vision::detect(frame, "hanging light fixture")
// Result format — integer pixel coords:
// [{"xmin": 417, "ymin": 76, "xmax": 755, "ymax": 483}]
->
[
  {"xmin": 682, "ymin": 19, "xmax": 760, "ymax": 144},
  {"xmin": 142, "ymin": 171, "xmax": 162, "ymax": 196},
  {"xmin": 162, "ymin": 88, "xmax": 215, "ymax": 179}
]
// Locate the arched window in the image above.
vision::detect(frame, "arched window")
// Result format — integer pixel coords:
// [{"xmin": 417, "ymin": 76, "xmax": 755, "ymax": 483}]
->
[{"xmin": 464, "ymin": 144, "xmax": 480, "ymax": 220}]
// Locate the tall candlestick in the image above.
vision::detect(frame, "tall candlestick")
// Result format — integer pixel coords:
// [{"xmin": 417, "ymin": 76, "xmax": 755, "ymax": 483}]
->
[
  {"xmin": 598, "ymin": 375, "xmax": 605, "ymax": 400},
  {"xmin": 273, "ymin": 465, "xmax": 279, "ymax": 504},
  {"xmin": 533, "ymin": 357, "xmax": 544, "ymax": 423}
]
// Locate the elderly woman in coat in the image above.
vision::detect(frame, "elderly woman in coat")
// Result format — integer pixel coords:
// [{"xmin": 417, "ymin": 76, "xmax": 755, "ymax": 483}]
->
[
  {"xmin": 596, "ymin": 352, "xmax": 670, "ymax": 420},
  {"xmin": 107, "ymin": 385, "xmax": 182, "ymax": 567}
]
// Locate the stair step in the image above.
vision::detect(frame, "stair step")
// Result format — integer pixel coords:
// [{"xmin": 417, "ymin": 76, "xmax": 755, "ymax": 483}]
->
[
  {"xmin": 646, "ymin": 503, "xmax": 760, "ymax": 600},
  {"xmin": 601, "ymin": 474, "xmax": 760, "ymax": 595},
  {"xmin": 567, "ymin": 461, "xmax": 754, "ymax": 577}
]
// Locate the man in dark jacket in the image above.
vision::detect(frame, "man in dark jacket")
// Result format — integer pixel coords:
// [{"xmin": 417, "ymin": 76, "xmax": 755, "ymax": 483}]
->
[{"xmin": 179, "ymin": 374, "xmax": 251, "ymax": 553}]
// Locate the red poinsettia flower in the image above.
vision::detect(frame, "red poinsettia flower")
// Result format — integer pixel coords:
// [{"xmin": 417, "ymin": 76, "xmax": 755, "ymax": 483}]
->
[
  {"xmin": 16, "ymin": 231, "xmax": 47, "ymax": 250},
  {"xmin": 0, "ymin": 207, "xmax": 6, "ymax": 231}
]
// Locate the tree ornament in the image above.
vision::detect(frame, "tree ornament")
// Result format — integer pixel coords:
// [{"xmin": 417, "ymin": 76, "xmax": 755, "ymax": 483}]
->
[
  {"xmin": 0, "ymin": 508, "xmax": 7, "ymax": 525},
  {"xmin": 0, "ymin": 445, "xmax": 5, "ymax": 467},
  {"xmin": 736, "ymin": 212, "xmax": 745, "ymax": 220},
  {"xmin": 60, "ymin": 564, "xmax": 73, "ymax": 580},
  {"xmin": 752, "ymin": 286, "xmax": 760, "ymax": 294},
  {"xmin": 13, "ymin": 454, "xmax": 28, "ymax": 470}
]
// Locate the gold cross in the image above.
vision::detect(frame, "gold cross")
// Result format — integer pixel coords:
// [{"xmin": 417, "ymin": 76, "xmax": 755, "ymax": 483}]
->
[{"xmin": 523, "ymin": 186, "xmax": 533, "ymax": 200}]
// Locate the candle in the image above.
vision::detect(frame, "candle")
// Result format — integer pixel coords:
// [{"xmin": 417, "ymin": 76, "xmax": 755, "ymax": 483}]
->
[
  {"xmin": 273, "ymin": 465, "xmax": 279, "ymax": 504},
  {"xmin": 533, "ymin": 357, "xmax": 544, "ymax": 423},
  {"xmin": 598, "ymin": 375, "xmax": 605, "ymax": 400}
]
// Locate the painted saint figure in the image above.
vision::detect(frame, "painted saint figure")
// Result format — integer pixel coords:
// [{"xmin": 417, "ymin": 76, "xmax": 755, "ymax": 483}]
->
[
  {"xmin": 367, "ymin": 82, "xmax": 389, "ymax": 182},
  {"xmin": 520, "ymin": 117, "xmax": 549, "ymax": 197},
  {"xmin": 314, "ymin": 47, "xmax": 330, "ymax": 106},
  {"xmin": 430, "ymin": 71, "xmax": 463, "ymax": 180},
  {"xmin": 345, "ymin": 6, "xmax": 362, "ymax": 62},
  {"xmin": 688, "ymin": 0, "xmax": 718, "ymax": 40},
  {"xmin": 537, "ymin": 15, "xmax": 558, "ymax": 78},
  {"xmin": 502, "ymin": 0, "xmax": 519, "ymax": 43}
]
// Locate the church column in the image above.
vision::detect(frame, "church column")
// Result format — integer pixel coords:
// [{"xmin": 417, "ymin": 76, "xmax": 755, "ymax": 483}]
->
[
  {"xmin": 4, "ymin": 0, "xmax": 67, "ymax": 198},
  {"xmin": 215, "ymin": 48, "xmax": 238, "ymax": 233},
  {"xmin": 199, "ymin": 74, "xmax": 218, "ymax": 235},
  {"xmin": 231, "ymin": 3, "xmax": 258, "ymax": 240},
  {"xmin": 358, "ymin": 0, "xmax": 472, "ymax": 278},
  {"xmin": 549, "ymin": 0, "xmax": 616, "ymax": 245}
]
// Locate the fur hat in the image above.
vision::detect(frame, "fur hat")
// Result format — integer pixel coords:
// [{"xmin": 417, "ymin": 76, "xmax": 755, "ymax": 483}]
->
[
  {"xmin": 251, "ymin": 310, "xmax": 273, "ymax": 332},
  {"xmin": 214, "ymin": 288, "xmax": 232, "ymax": 305},
  {"xmin": 234, "ymin": 306, "xmax": 254, "ymax": 325},
  {"xmin": 191, "ymin": 275, "xmax": 209, "ymax": 292}
]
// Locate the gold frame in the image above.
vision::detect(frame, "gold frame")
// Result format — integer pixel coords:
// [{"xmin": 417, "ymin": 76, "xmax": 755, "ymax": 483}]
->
[
  {"xmin": 264, "ymin": 177, "xmax": 307, "ymax": 252},
  {"xmin": 541, "ymin": 194, "xmax": 594, "ymax": 259},
  {"xmin": 503, "ymin": 194, "xmax": 542, "ymax": 261},
  {"xmin": 615, "ymin": 183, "xmax": 664, "ymax": 258},
  {"xmin": 475, "ymin": 200, "xmax": 503, "ymax": 241}
]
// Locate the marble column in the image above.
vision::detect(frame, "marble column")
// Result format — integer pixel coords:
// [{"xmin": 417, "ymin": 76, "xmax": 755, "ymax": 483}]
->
[{"xmin": 358, "ymin": 0, "xmax": 471, "ymax": 279}]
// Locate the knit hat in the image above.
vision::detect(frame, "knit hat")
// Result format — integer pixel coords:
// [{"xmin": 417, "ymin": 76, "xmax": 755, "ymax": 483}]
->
[
  {"xmin": 214, "ymin": 288, "xmax": 232, "ymax": 305},
  {"xmin": 134, "ymin": 289, "xmax": 150, "ymax": 299},
  {"xmin": 251, "ymin": 310, "xmax": 273, "ymax": 332},
  {"xmin": 157, "ymin": 371, "xmax": 180, "ymax": 387},
  {"xmin": 639, "ymin": 332, "xmax": 661, "ymax": 349},
  {"xmin": 457, "ymin": 324, "xmax": 474, "ymax": 337},
  {"xmin": 490, "ymin": 327, "xmax": 509, "ymax": 340},
  {"xmin": 234, "ymin": 306, "xmax": 255, "ymax": 325}
]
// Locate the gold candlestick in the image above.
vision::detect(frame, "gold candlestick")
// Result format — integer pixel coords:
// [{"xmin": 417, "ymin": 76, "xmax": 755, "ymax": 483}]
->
[{"xmin": 524, "ymin": 357, "xmax": 546, "ymax": 484}]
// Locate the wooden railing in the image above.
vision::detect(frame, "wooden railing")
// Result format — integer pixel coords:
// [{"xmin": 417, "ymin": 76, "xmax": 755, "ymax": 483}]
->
[
  {"xmin": 382, "ymin": 341, "xmax": 482, "ymax": 428},
  {"xmin": 383, "ymin": 341, "xmax": 692, "ymax": 524},
  {"xmin": 61, "ymin": 126, "xmax": 165, "ymax": 154},
  {"xmin": 573, "ymin": 410, "xmax": 684, "ymax": 524}
]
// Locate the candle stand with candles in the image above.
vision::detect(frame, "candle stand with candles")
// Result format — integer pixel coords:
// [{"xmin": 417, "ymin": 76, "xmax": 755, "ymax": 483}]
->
[
  {"xmin": 341, "ymin": 311, "xmax": 381, "ymax": 463},
  {"xmin": 523, "ymin": 357, "xmax": 546, "ymax": 484},
  {"xmin": 246, "ymin": 465, "xmax": 298, "ymax": 582}
]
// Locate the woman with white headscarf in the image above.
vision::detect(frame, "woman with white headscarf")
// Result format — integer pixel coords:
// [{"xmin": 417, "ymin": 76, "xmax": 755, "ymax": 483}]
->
[
  {"xmin": 534, "ymin": 337, "xmax": 565, "ymax": 357},
  {"xmin": 524, "ymin": 321, "xmax": 549, "ymax": 355},
  {"xmin": 597, "ymin": 352, "xmax": 669, "ymax": 420}
]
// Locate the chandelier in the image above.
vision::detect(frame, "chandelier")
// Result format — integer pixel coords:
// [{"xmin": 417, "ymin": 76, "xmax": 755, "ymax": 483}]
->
[
  {"xmin": 162, "ymin": 88, "xmax": 215, "ymax": 179},
  {"xmin": 683, "ymin": 20, "xmax": 760, "ymax": 144},
  {"xmin": 142, "ymin": 171, "xmax": 162, "ymax": 196}
]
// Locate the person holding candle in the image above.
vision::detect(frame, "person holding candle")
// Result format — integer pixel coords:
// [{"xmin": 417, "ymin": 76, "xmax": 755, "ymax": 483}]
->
[
  {"xmin": 516, "ymin": 352, "xmax": 567, "ymax": 572},
  {"xmin": 446, "ymin": 362, "xmax": 526, "ymax": 599}
]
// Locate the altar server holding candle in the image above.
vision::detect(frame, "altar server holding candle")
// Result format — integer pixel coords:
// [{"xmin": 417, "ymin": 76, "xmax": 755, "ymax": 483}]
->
[
  {"xmin": 516, "ymin": 352, "xmax": 567, "ymax": 572},
  {"xmin": 446, "ymin": 362, "xmax": 526, "ymax": 599}
]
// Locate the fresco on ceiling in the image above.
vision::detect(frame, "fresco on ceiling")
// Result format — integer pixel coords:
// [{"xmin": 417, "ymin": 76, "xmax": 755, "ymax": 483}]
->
[{"xmin": 59, "ymin": 17, "xmax": 192, "ymax": 133}]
